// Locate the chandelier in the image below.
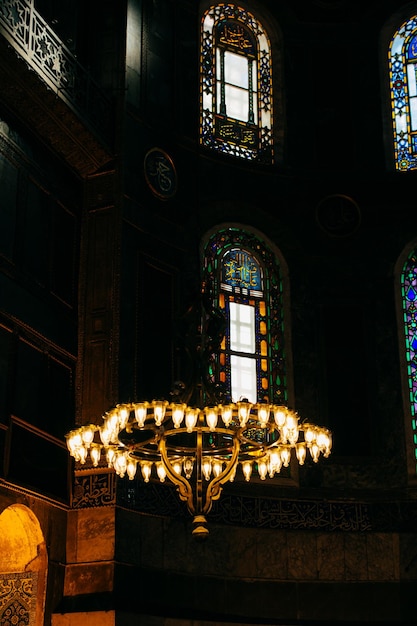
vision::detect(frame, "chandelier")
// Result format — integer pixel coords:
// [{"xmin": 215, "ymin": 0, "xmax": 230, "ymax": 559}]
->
[
  {"xmin": 66, "ymin": 290, "xmax": 332, "ymax": 538},
  {"xmin": 66, "ymin": 397, "xmax": 332, "ymax": 538}
]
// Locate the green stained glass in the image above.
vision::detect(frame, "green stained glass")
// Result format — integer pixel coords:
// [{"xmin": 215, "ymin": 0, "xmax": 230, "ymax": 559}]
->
[
  {"xmin": 203, "ymin": 228, "xmax": 286, "ymax": 404},
  {"xmin": 401, "ymin": 250, "xmax": 417, "ymax": 468}
]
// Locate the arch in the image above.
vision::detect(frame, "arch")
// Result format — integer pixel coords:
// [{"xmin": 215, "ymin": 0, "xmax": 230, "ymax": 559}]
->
[
  {"xmin": 201, "ymin": 223, "xmax": 293, "ymax": 407},
  {"xmin": 199, "ymin": 2, "xmax": 281, "ymax": 164},
  {"xmin": 384, "ymin": 6, "xmax": 417, "ymax": 171},
  {"xmin": 0, "ymin": 504, "xmax": 48, "ymax": 626},
  {"xmin": 395, "ymin": 239, "xmax": 417, "ymax": 480}
]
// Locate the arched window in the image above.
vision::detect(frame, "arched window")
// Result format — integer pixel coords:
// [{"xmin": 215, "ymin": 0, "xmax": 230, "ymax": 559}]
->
[
  {"xmin": 400, "ymin": 248, "xmax": 417, "ymax": 471},
  {"xmin": 202, "ymin": 227, "xmax": 287, "ymax": 405},
  {"xmin": 200, "ymin": 4, "xmax": 274, "ymax": 163},
  {"xmin": 389, "ymin": 14, "xmax": 417, "ymax": 171}
]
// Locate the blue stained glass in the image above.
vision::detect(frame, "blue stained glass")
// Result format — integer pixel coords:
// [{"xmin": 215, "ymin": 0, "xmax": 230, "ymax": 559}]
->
[
  {"xmin": 407, "ymin": 286, "xmax": 417, "ymax": 301},
  {"xmin": 401, "ymin": 251, "xmax": 417, "ymax": 471},
  {"xmin": 389, "ymin": 16, "xmax": 417, "ymax": 171},
  {"xmin": 222, "ymin": 249, "xmax": 262, "ymax": 290},
  {"xmin": 407, "ymin": 35, "xmax": 417, "ymax": 58}
]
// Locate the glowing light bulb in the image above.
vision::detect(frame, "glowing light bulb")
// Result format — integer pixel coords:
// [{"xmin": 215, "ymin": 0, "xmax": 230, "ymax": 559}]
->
[
  {"xmin": 242, "ymin": 460, "xmax": 252, "ymax": 481},
  {"xmin": 205, "ymin": 407, "xmax": 218, "ymax": 431},
  {"xmin": 134, "ymin": 403, "xmax": 148, "ymax": 427},
  {"xmin": 171, "ymin": 403, "xmax": 185, "ymax": 428},
  {"xmin": 220, "ymin": 404, "xmax": 233, "ymax": 427},
  {"xmin": 153, "ymin": 400, "xmax": 168, "ymax": 426},
  {"xmin": 140, "ymin": 461, "xmax": 152, "ymax": 482},
  {"xmin": 185, "ymin": 408, "xmax": 199, "ymax": 433},
  {"xmin": 156, "ymin": 462, "xmax": 166, "ymax": 482}
]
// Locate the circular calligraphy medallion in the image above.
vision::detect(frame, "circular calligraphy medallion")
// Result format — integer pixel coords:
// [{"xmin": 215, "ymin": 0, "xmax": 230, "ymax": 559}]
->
[
  {"xmin": 315, "ymin": 194, "xmax": 361, "ymax": 238},
  {"xmin": 144, "ymin": 147, "xmax": 177, "ymax": 200}
]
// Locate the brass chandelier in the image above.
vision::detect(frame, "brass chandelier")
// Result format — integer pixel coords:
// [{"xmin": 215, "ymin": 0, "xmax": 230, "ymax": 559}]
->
[
  {"xmin": 66, "ymin": 397, "xmax": 332, "ymax": 537},
  {"xmin": 67, "ymin": 286, "xmax": 332, "ymax": 537}
]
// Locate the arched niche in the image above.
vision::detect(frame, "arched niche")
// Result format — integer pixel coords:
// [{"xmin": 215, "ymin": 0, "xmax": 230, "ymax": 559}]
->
[{"xmin": 0, "ymin": 504, "xmax": 48, "ymax": 626}]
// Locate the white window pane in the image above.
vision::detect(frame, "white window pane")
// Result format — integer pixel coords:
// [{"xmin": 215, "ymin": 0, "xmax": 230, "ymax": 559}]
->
[
  {"xmin": 230, "ymin": 302, "xmax": 255, "ymax": 352},
  {"xmin": 224, "ymin": 84, "xmax": 248, "ymax": 121},
  {"xmin": 203, "ymin": 14, "xmax": 214, "ymax": 32},
  {"xmin": 395, "ymin": 110, "xmax": 408, "ymax": 134},
  {"xmin": 224, "ymin": 50, "xmax": 248, "ymax": 88},
  {"xmin": 231, "ymin": 355, "xmax": 257, "ymax": 403},
  {"xmin": 203, "ymin": 90, "xmax": 212, "ymax": 112},
  {"xmin": 391, "ymin": 33, "xmax": 403, "ymax": 57},
  {"xmin": 258, "ymin": 33, "xmax": 268, "ymax": 53},
  {"xmin": 259, "ymin": 104, "xmax": 269, "ymax": 128},
  {"xmin": 408, "ymin": 63, "xmax": 417, "ymax": 97}
]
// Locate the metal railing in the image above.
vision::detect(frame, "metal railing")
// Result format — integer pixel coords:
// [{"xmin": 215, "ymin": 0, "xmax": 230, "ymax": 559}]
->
[{"xmin": 0, "ymin": 0, "xmax": 113, "ymax": 142}]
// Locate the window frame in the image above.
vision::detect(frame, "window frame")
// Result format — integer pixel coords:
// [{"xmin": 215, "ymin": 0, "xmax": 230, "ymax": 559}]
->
[
  {"xmin": 395, "ymin": 240, "xmax": 417, "ymax": 481},
  {"xmin": 200, "ymin": 3, "xmax": 274, "ymax": 163},
  {"xmin": 388, "ymin": 13, "xmax": 417, "ymax": 171},
  {"xmin": 201, "ymin": 225, "xmax": 291, "ymax": 407}
]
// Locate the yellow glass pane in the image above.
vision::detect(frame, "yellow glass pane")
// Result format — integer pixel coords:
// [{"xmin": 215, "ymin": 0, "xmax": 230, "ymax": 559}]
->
[
  {"xmin": 259, "ymin": 300, "xmax": 266, "ymax": 316},
  {"xmin": 260, "ymin": 321, "xmax": 266, "ymax": 335},
  {"xmin": 261, "ymin": 339, "xmax": 267, "ymax": 356},
  {"xmin": 262, "ymin": 377, "xmax": 268, "ymax": 390},
  {"xmin": 219, "ymin": 293, "xmax": 225, "ymax": 308},
  {"xmin": 261, "ymin": 359, "xmax": 267, "ymax": 371},
  {"xmin": 221, "ymin": 337, "xmax": 226, "ymax": 349}
]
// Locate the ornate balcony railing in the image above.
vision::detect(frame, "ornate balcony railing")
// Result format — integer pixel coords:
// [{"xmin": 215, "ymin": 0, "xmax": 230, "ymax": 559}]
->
[{"xmin": 0, "ymin": 0, "xmax": 112, "ymax": 143}]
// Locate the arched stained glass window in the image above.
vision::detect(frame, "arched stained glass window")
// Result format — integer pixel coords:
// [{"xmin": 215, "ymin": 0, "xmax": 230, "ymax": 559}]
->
[
  {"xmin": 389, "ymin": 15, "xmax": 417, "ymax": 171},
  {"xmin": 200, "ymin": 4, "xmax": 274, "ymax": 163},
  {"xmin": 400, "ymin": 249, "xmax": 417, "ymax": 469},
  {"xmin": 203, "ymin": 227, "xmax": 286, "ymax": 404}
]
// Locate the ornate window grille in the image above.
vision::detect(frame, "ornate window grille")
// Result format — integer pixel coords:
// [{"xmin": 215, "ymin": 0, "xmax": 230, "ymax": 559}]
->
[
  {"xmin": 389, "ymin": 14, "xmax": 417, "ymax": 171},
  {"xmin": 200, "ymin": 4, "xmax": 274, "ymax": 163}
]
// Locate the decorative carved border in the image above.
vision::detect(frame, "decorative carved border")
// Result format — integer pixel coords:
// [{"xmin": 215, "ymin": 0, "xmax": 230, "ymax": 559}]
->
[
  {"xmin": 0, "ymin": 572, "xmax": 38, "ymax": 626},
  {"xmin": 116, "ymin": 480, "xmax": 373, "ymax": 532},
  {"xmin": 73, "ymin": 472, "xmax": 417, "ymax": 533},
  {"xmin": 72, "ymin": 469, "xmax": 116, "ymax": 508}
]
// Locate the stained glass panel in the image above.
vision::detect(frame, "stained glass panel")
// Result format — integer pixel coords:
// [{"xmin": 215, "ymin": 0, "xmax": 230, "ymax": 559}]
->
[
  {"xmin": 222, "ymin": 248, "xmax": 262, "ymax": 291},
  {"xmin": 389, "ymin": 15, "xmax": 417, "ymax": 171},
  {"xmin": 200, "ymin": 4, "xmax": 273, "ymax": 163},
  {"xmin": 203, "ymin": 228, "xmax": 286, "ymax": 405},
  {"xmin": 401, "ymin": 250, "xmax": 417, "ymax": 470}
]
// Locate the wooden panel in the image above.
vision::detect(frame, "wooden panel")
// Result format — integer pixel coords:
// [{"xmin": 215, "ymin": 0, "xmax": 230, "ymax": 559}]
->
[
  {"xmin": 0, "ymin": 152, "xmax": 18, "ymax": 261},
  {"xmin": 135, "ymin": 256, "xmax": 176, "ymax": 401},
  {"xmin": 82, "ymin": 340, "xmax": 111, "ymax": 421},
  {"xmin": 79, "ymin": 197, "xmax": 118, "ymax": 421},
  {"xmin": 7, "ymin": 419, "xmax": 69, "ymax": 501}
]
